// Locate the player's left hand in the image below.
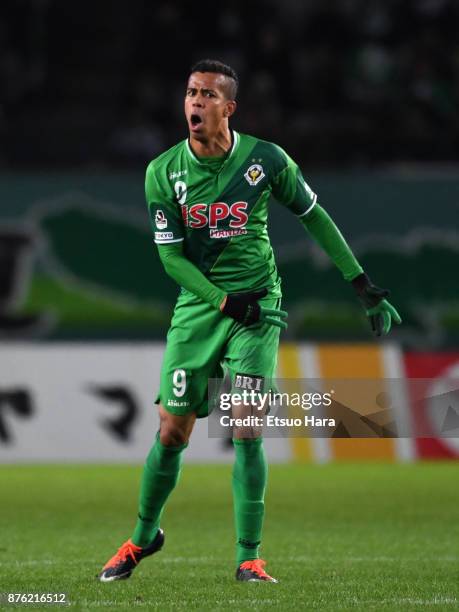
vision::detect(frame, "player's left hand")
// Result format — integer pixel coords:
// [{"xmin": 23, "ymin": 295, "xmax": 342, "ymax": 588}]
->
[{"xmin": 351, "ymin": 273, "xmax": 402, "ymax": 336}]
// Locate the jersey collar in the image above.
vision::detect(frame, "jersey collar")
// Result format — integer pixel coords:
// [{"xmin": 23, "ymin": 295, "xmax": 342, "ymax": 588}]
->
[{"xmin": 185, "ymin": 130, "xmax": 239, "ymax": 166}]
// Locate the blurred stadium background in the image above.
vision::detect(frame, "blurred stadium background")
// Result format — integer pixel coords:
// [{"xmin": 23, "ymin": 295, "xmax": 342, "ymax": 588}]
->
[{"xmin": 1, "ymin": 0, "xmax": 458, "ymax": 464}]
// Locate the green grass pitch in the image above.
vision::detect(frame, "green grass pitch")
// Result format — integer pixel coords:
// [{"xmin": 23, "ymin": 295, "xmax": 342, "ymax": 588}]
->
[{"xmin": 1, "ymin": 463, "xmax": 458, "ymax": 611}]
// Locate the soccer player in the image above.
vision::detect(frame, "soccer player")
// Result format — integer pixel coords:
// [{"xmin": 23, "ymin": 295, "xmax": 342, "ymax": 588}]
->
[{"xmin": 98, "ymin": 60, "xmax": 401, "ymax": 583}]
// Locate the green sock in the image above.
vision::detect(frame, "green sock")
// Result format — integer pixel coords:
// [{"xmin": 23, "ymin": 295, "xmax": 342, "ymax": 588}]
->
[
  {"xmin": 132, "ymin": 432, "xmax": 187, "ymax": 547},
  {"xmin": 232, "ymin": 437, "xmax": 267, "ymax": 566}
]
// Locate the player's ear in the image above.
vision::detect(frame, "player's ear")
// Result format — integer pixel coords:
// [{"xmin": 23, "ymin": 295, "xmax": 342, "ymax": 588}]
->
[{"xmin": 224, "ymin": 100, "xmax": 237, "ymax": 118}]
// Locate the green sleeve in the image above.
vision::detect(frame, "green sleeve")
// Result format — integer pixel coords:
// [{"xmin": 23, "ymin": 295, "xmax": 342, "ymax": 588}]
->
[
  {"xmin": 299, "ymin": 203, "xmax": 363, "ymax": 281},
  {"xmin": 271, "ymin": 146, "xmax": 317, "ymax": 215},
  {"xmin": 157, "ymin": 242, "xmax": 226, "ymax": 309},
  {"xmin": 145, "ymin": 161, "xmax": 185, "ymax": 244}
]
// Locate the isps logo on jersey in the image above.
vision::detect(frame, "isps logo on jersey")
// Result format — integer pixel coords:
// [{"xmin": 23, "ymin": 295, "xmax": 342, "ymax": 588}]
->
[
  {"xmin": 181, "ymin": 202, "xmax": 248, "ymax": 239},
  {"xmin": 155, "ymin": 210, "xmax": 168, "ymax": 229},
  {"xmin": 244, "ymin": 164, "xmax": 265, "ymax": 186}
]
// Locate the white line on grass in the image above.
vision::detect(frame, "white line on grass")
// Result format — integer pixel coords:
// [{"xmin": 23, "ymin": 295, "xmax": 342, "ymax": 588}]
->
[
  {"xmin": 3, "ymin": 555, "xmax": 458, "ymax": 567},
  {"xmin": 290, "ymin": 555, "xmax": 459, "ymax": 563},
  {"xmin": 72, "ymin": 598, "xmax": 459, "ymax": 610},
  {"xmin": 2, "ymin": 556, "xmax": 217, "ymax": 567},
  {"xmin": 355, "ymin": 597, "xmax": 458, "ymax": 607},
  {"xmin": 79, "ymin": 600, "xmax": 281, "ymax": 609}
]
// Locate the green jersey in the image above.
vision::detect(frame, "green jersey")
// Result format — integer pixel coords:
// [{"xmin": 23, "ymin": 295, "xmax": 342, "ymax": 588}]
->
[{"xmin": 145, "ymin": 130, "xmax": 317, "ymax": 294}]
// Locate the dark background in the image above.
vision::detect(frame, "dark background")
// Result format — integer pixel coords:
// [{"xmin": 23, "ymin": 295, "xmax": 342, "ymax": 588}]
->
[
  {"xmin": 1, "ymin": 0, "xmax": 459, "ymax": 169},
  {"xmin": 1, "ymin": 0, "xmax": 458, "ymax": 346}
]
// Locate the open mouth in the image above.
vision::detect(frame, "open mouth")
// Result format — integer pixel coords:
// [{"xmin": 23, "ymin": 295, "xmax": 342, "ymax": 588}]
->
[{"xmin": 190, "ymin": 114, "xmax": 203, "ymax": 127}]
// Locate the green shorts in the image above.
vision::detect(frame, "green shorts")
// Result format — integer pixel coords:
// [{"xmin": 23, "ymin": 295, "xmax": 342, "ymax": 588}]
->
[{"xmin": 156, "ymin": 289, "xmax": 282, "ymax": 418}]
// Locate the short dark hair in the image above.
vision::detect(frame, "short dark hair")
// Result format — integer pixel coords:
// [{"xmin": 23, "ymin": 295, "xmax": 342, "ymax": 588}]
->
[{"xmin": 190, "ymin": 59, "xmax": 239, "ymax": 100}]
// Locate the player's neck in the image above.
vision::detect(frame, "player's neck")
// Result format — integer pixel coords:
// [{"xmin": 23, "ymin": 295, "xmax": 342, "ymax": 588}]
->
[{"xmin": 189, "ymin": 126, "xmax": 233, "ymax": 158}]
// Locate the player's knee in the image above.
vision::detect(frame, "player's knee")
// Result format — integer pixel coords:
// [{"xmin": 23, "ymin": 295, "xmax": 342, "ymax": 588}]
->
[
  {"xmin": 233, "ymin": 428, "xmax": 263, "ymax": 440},
  {"xmin": 159, "ymin": 426, "xmax": 188, "ymax": 447},
  {"xmin": 158, "ymin": 411, "xmax": 189, "ymax": 446},
  {"xmin": 158, "ymin": 403, "xmax": 194, "ymax": 447}
]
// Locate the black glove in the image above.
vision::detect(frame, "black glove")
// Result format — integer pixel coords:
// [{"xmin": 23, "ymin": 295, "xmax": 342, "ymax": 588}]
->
[
  {"xmin": 222, "ymin": 288, "xmax": 288, "ymax": 329},
  {"xmin": 352, "ymin": 273, "xmax": 401, "ymax": 336}
]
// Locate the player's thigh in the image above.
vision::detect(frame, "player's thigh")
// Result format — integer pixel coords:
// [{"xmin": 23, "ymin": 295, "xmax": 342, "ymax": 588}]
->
[
  {"xmin": 224, "ymin": 297, "xmax": 281, "ymax": 437},
  {"xmin": 158, "ymin": 296, "xmax": 230, "ymax": 417},
  {"xmin": 224, "ymin": 296, "xmax": 281, "ymax": 393}
]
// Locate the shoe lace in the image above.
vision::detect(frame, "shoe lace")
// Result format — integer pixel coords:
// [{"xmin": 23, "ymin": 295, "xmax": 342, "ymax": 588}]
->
[
  {"xmin": 103, "ymin": 539, "xmax": 142, "ymax": 569},
  {"xmin": 240, "ymin": 559, "xmax": 272, "ymax": 579}
]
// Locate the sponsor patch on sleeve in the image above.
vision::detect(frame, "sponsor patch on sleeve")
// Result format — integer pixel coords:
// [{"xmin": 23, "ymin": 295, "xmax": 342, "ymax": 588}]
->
[
  {"xmin": 154, "ymin": 231, "xmax": 174, "ymax": 241},
  {"xmin": 155, "ymin": 210, "xmax": 168, "ymax": 229}
]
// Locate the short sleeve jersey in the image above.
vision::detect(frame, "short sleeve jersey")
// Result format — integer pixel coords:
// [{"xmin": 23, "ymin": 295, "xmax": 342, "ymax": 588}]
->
[{"xmin": 145, "ymin": 131, "xmax": 317, "ymax": 294}]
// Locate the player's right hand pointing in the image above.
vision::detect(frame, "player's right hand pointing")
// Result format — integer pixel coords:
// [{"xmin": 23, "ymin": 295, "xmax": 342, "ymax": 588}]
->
[{"xmin": 220, "ymin": 288, "xmax": 288, "ymax": 329}]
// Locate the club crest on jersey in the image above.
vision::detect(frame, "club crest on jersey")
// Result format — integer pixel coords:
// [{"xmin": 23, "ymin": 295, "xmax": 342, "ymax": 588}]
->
[
  {"xmin": 155, "ymin": 210, "xmax": 167, "ymax": 229},
  {"xmin": 244, "ymin": 164, "xmax": 265, "ymax": 186}
]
